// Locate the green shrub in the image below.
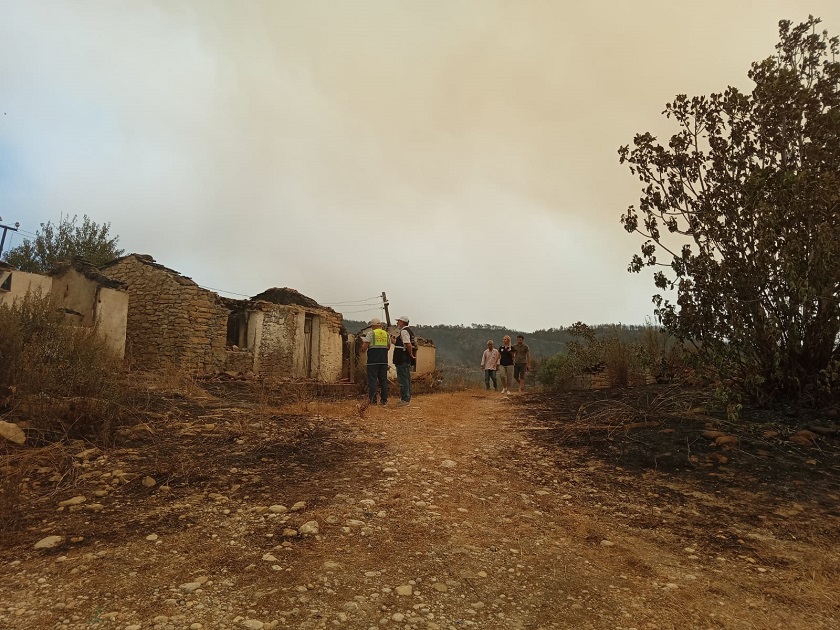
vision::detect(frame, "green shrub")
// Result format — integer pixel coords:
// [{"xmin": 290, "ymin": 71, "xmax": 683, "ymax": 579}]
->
[{"xmin": 536, "ymin": 353, "xmax": 575, "ymax": 389}]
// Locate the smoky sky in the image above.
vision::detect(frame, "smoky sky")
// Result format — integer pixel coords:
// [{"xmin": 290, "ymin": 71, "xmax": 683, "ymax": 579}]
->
[{"xmin": 2, "ymin": 1, "xmax": 838, "ymax": 331}]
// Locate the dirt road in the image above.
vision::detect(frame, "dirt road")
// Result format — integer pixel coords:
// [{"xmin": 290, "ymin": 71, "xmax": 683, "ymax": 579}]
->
[{"xmin": 1, "ymin": 387, "xmax": 837, "ymax": 629}]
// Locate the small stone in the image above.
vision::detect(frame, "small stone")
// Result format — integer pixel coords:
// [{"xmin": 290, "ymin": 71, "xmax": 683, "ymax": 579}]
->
[
  {"xmin": 715, "ymin": 435, "xmax": 739, "ymax": 447},
  {"xmin": 180, "ymin": 582, "xmax": 202, "ymax": 593},
  {"xmin": 0, "ymin": 420, "xmax": 25, "ymax": 445},
  {"xmin": 290, "ymin": 501, "xmax": 306, "ymax": 511},
  {"xmin": 262, "ymin": 554, "xmax": 278, "ymax": 562},
  {"xmin": 395, "ymin": 584, "xmax": 413, "ymax": 596},
  {"xmin": 299, "ymin": 520, "xmax": 319, "ymax": 535},
  {"xmin": 600, "ymin": 540, "xmax": 615, "ymax": 547},
  {"xmin": 241, "ymin": 620, "xmax": 264, "ymax": 630},
  {"xmin": 269, "ymin": 505, "xmax": 288, "ymax": 514},
  {"xmin": 142, "ymin": 476, "xmax": 157, "ymax": 488},
  {"xmin": 73, "ymin": 448, "xmax": 99, "ymax": 460},
  {"xmin": 145, "ymin": 534, "xmax": 159, "ymax": 541},
  {"xmin": 440, "ymin": 460, "xmax": 457, "ymax": 468},
  {"xmin": 34, "ymin": 536, "xmax": 64, "ymax": 550},
  {"xmin": 58, "ymin": 496, "xmax": 86, "ymax": 507}
]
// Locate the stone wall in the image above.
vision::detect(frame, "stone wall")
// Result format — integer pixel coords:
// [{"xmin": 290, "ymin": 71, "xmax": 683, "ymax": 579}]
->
[
  {"xmin": 49, "ymin": 263, "xmax": 129, "ymax": 359},
  {"xmin": 101, "ymin": 255, "xmax": 229, "ymax": 372},
  {"xmin": 254, "ymin": 305, "xmax": 297, "ymax": 376},
  {"xmin": 565, "ymin": 371, "xmax": 657, "ymax": 390},
  {"xmin": 0, "ymin": 269, "xmax": 52, "ymax": 305},
  {"xmin": 253, "ymin": 303, "xmax": 344, "ymax": 382},
  {"xmin": 316, "ymin": 309, "xmax": 344, "ymax": 382}
]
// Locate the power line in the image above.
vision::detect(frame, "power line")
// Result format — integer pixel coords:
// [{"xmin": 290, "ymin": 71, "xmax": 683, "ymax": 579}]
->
[
  {"xmin": 320, "ymin": 295, "xmax": 382, "ymax": 305},
  {"xmin": 198, "ymin": 285, "xmax": 385, "ymax": 313},
  {"xmin": 198, "ymin": 285, "xmax": 253, "ymax": 298},
  {"xmin": 340, "ymin": 306, "xmax": 384, "ymax": 315}
]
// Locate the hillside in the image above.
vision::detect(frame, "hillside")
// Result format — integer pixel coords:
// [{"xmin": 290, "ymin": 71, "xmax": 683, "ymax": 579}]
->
[{"xmin": 344, "ymin": 319, "xmax": 652, "ymax": 367}]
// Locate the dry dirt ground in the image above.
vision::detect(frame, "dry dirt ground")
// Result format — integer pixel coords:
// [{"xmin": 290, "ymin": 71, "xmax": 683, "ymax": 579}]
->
[{"xmin": 1, "ymin": 383, "xmax": 838, "ymax": 630}]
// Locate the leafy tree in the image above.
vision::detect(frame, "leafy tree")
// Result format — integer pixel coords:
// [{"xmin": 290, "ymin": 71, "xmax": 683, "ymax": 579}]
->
[
  {"xmin": 619, "ymin": 17, "xmax": 840, "ymax": 405},
  {"xmin": 4, "ymin": 214, "xmax": 124, "ymax": 273}
]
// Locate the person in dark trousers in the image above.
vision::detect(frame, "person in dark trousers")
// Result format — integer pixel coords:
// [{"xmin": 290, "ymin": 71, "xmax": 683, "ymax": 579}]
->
[
  {"xmin": 360, "ymin": 318, "xmax": 390, "ymax": 405},
  {"xmin": 480, "ymin": 339, "xmax": 500, "ymax": 391},
  {"xmin": 392, "ymin": 315, "xmax": 415, "ymax": 406},
  {"xmin": 513, "ymin": 334, "xmax": 531, "ymax": 392}
]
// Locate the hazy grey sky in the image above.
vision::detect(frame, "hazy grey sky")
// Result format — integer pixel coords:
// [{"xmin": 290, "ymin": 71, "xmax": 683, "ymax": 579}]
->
[{"xmin": 2, "ymin": 1, "xmax": 838, "ymax": 331}]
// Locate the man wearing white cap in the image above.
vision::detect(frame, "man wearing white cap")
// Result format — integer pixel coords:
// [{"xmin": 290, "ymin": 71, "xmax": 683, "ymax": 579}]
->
[
  {"xmin": 361, "ymin": 318, "xmax": 391, "ymax": 405},
  {"xmin": 392, "ymin": 315, "xmax": 415, "ymax": 406}
]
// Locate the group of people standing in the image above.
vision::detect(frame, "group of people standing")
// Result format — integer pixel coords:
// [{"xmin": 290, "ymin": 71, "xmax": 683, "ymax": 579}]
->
[
  {"xmin": 360, "ymin": 315, "xmax": 415, "ymax": 407},
  {"xmin": 480, "ymin": 335, "xmax": 531, "ymax": 393}
]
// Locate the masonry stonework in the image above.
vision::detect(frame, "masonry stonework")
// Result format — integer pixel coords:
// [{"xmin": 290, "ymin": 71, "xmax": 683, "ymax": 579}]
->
[{"xmin": 101, "ymin": 255, "xmax": 229, "ymax": 372}]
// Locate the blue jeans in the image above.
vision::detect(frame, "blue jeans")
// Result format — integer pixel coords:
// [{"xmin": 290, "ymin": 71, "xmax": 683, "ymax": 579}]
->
[
  {"xmin": 396, "ymin": 363, "xmax": 412, "ymax": 402},
  {"xmin": 367, "ymin": 364, "xmax": 389, "ymax": 404},
  {"xmin": 484, "ymin": 369, "xmax": 498, "ymax": 390}
]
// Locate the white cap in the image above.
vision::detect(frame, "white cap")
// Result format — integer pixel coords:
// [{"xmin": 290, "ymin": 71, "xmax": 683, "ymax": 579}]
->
[
  {"xmin": 369, "ymin": 317, "xmax": 382, "ymax": 326},
  {"xmin": 397, "ymin": 315, "xmax": 410, "ymax": 324}
]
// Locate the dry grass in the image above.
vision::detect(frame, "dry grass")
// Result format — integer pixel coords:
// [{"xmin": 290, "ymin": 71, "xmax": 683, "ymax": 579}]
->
[
  {"xmin": 0, "ymin": 442, "xmax": 76, "ymax": 531},
  {"xmin": 559, "ymin": 385, "xmax": 709, "ymax": 439}
]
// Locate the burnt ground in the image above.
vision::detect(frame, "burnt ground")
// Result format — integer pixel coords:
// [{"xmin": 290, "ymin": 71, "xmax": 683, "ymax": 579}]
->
[
  {"xmin": 514, "ymin": 386, "xmax": 840, "ymax": 553},
  {"xmin": 1, "ymin": 382, "xmax": 839, "ymax": 629}
]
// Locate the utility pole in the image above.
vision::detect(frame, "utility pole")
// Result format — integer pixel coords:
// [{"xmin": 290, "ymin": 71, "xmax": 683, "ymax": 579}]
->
[
  {"xmin": 0, "ymin": 217, "xmax": 20, "ymax": 258},
  {"xmin": 381, "ymin": 292, "xmax": 391, "ymax": 328}
]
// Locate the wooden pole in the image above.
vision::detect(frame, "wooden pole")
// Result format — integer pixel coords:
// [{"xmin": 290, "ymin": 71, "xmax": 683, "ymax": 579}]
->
[{"xmin": 382, "ymin": 292, "xmax": 391, "ymax": 328}]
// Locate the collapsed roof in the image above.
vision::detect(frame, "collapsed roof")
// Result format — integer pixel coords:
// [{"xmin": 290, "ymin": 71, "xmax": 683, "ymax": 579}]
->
[{"xmin": 250, "ymin": 287, "xmax": 334, "ymax": 312}]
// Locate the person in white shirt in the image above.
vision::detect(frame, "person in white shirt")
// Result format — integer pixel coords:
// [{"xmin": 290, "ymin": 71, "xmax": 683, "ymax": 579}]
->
[{"xmin": 480, "ymin": 340, "xmax": 501, "ymax": 391}]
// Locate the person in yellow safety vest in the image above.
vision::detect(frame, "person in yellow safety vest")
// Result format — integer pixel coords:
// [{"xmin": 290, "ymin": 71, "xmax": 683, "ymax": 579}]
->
[{"xmin": 361, "ymin": 318, "xmax": 391, "ymax": 405}]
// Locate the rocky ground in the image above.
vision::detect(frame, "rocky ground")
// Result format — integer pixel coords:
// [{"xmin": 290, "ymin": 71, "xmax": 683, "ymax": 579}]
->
[{"xmin": 0, "ymin": 382, "xmax": 838, "ymax": 629}]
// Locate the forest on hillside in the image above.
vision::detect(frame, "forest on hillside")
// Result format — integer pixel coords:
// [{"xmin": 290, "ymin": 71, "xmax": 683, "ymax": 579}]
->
[{"xmin": 344, "ymin": 319, "xmax": 654, "ymax": 368}]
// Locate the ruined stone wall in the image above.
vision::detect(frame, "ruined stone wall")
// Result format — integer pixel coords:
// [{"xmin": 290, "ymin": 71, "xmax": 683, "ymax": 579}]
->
[
  {"xmin": 0, "ymin": 270, "xmax": 52, "ymax": 305},
  {"xmin": 94, "ymin": 286, "xmax": 129, "ymax": 359},
  {"xmin": 252, "ymin": 305, "xmax": 344, "ymax": 381},
  {"xmin": 224, "ymin": 349, "xmax": 256, "ymax": 374},
  {"xmin": 102, "ymin": 256, "xmax": 228, "ymax": 372},
  {"xmin": 50, "ymin": 270, "xmax": 99, "ymax": 326},
  {"xmin": 414, "ymin": 344, "xmax": 436, "ymax": 376},
  {"xmin": 316, "ymin": 310, "xmax": 344, "ymax": 382},
  {"xmin": 254, "ymin": 306, "xmax": 298, "ymax": 376}
]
